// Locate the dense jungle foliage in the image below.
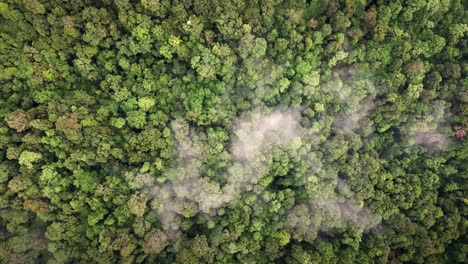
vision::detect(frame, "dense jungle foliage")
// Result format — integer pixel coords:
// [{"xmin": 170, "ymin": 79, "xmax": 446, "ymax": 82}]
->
[{"xmin": 0, "ymin": 0, "xmax": 467, "ymax": 263}]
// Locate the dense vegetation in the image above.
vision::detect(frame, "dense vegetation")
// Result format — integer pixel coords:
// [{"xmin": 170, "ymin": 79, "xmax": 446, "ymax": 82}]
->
[{"xmin": 0, "ymin": 0, "xmax": 466, "ymax": 263}]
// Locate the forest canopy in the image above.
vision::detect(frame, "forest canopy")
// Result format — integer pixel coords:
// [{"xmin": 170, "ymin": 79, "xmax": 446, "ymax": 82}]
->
[{"xmin": 0, "ymin": 0, "xmax": 466, "ymax": 263}]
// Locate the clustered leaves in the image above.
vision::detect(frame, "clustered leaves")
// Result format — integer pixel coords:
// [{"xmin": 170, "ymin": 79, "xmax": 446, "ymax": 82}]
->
[{"xmin": 0, "ymin": 0, "xmax": 466, "ymax": 263}]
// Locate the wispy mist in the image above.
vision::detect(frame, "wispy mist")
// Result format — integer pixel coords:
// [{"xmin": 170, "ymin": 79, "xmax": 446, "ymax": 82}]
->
[
  {"xmin": 130, "ymin": 109, "xmax": 304, "ymax": 238},
  {"xmin": 407, "ymin": 100, "xmax": 452, "ymax": 151}
]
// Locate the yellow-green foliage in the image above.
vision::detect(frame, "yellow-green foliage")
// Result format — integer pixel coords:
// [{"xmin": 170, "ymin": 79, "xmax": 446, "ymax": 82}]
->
[{"xmin": 0, "ymin": 0, "xmax": 465, "ymax": 263}]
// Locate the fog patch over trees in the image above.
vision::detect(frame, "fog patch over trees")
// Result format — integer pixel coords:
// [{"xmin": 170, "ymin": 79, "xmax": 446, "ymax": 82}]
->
[
  {"xmin": 131, "ymin": 109, "xmax": 305, "ymax": 238},
  {"xmin": 404, "ymin": 100, "xmax": 452, "ymax": 151},
  {"xmin": 132, "ymin": 106, "xmax": 385, "ymax": 240}
]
